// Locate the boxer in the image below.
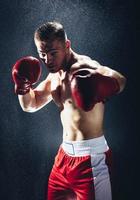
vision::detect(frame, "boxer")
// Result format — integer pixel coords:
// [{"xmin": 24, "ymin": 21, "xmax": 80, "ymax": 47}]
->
[{"xmin": 12, "ymin": 21, "xmax": 126, "ymax": 200}]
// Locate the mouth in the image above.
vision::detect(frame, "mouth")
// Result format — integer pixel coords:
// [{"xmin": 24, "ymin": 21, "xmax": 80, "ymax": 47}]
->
[
  {"xmin": 47, "ymin": 65, "xmax": 56, "ymax": 73},
  {"xmin": 46, "ymin": 63, "xmax": 54, "ymax": 68},
  {"xmin": 48, "ymin": 65, "xmax": 61, "ymax": 73},
  {"xmin": 48, "ymin": 66, "xmax": 54, "ymax": 70},
  {"xmin": 45, "ymin": 64, "xmax": 54, "ymax": 70},
  {"xmin": 48, "ymin": 67, "xmax": 55, "ymax": 72}
]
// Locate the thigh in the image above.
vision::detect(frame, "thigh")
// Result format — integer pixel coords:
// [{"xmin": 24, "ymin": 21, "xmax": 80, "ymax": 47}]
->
[
  {"xmin": 91, "ymin": 151, "xmax": 112, "ymax": 200},
  {"xmin": 94, "ymin": 176, "xmax": 112, "ymax": 200},
  {"xmin": 47, "ymin": 148, "xmax": 77, "ymax": 200},
  {"xmin": 67, "ymin": 155, "xmax": 95, "ymax": 200},
  {"xmin": 48, "ymin": 169, "xmax": 76, "ymax": 200},
  {"xmin": 75, "ymin": 181, "xmax": 95, "ymax": 200}
]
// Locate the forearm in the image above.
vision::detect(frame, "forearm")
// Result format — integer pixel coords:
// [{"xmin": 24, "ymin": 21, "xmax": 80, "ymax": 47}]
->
[
  {"xmin": 18, "ymin": 89, "xmax": 37, "ymax": 112},
  {"xmin": 95, "ymin": 66, "xmax": 127, "ymax": 93},
  {"xmin": 70, "ymin": 65, "xmax": 126, "ymax": 111},
  {"xmin": 18, "ymin": 87, "xmax": 52, "ymax": 112},
  {"xmin": 72, "ymin": 60, "xmax": 126, "ymax": 93},
  {"xmin": 110, "ymin": 70, "xmax": 126, "ymax": 93}
]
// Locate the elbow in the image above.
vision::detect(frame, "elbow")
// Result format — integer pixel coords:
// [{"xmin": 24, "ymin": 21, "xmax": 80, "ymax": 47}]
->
[
  {"xmin": 18, "ymin": 97, "xmax": 38, "ymax": 113},
  {"xmin": 118, "ymin": 76, "xmax": 127, "ymax": 93},
  {"xmin": 20, "ymin": 105, "xmax": 38, "ymax": 113}
]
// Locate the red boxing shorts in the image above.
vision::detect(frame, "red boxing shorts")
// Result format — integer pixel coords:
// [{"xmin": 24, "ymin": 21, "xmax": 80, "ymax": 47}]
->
[{"xmin": 47, "ymin": 136, "xmax": 112, "ymax": 200}]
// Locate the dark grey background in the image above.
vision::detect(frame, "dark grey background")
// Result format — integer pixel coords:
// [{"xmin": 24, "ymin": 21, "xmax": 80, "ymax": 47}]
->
[{"xmin": 0, "ymin": 0, "xmax": 138, "ymax": 200}]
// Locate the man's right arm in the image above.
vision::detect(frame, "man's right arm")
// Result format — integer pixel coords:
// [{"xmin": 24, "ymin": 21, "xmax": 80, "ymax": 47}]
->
[
  {"xmin": 12, "ymin": 56, "xmax": 53, "ymax": 112},
  {"xmin": 18, "ymin": 74, "xmax": 52, "ymax": 112}
]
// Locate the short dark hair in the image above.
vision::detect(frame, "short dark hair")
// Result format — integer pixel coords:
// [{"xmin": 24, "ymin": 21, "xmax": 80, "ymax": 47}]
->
[{"xmin": 34, "ymin": 21, "xmax": 67, "ymax": 43}]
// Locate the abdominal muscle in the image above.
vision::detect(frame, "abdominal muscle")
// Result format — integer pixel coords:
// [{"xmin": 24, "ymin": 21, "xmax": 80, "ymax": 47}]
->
[{"xmin": 60, "ymin": 100, "xmax": 105, "ymax": 141}]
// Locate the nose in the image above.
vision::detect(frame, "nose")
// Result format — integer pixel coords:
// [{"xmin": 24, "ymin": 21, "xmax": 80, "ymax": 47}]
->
[{"xmin": 44, "ymin": 54, "xmax": 52, "ymax": 65}]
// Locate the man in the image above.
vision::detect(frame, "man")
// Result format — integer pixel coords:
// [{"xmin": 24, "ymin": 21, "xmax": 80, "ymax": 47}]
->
[{"xmin": 12, "ymin": 21, "xmax": 126, "ymax": 200}]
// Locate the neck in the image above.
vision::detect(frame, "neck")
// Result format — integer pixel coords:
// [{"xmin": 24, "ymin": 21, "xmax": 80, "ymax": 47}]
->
[{"xmin": 64, "ymin": 49, "xmax": 77, "ymax": 72}]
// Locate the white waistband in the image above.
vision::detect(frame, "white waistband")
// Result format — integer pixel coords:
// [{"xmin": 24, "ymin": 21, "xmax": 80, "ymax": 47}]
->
[{"xmin": 62, "ymin": 135, "xmax": 109, "ymax": 156}]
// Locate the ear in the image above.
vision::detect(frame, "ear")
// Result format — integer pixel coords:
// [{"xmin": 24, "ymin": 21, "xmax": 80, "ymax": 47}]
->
[{"xmin": 65, "ymin": 40, "xmax": 71, "ymax": 49}]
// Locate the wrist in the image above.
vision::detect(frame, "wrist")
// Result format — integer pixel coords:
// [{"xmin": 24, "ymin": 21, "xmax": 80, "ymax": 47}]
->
[{"xmin": 15, "ymin": 82, "xmax": 31, "ymax": 95}]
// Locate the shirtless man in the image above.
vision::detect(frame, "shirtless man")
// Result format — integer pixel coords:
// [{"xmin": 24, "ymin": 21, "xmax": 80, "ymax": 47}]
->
[{"xmin": 12, "ymin": 21, "xmax": 126, "ymax": 200}]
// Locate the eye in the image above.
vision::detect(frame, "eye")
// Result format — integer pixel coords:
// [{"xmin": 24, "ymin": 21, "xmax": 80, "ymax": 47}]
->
[{"xmin": 50, "ymin": 51, "xmax": 58, "ymax": 56}]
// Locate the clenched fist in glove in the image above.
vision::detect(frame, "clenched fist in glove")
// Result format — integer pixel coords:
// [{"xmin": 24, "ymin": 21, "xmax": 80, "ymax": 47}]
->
[
  {"xmin": 12, "ymin": 56, "xmax": 41, "ymax": 95},
  {"xmin": 70, "ymin": 68, "xmax": 120, "ymax": 111}
]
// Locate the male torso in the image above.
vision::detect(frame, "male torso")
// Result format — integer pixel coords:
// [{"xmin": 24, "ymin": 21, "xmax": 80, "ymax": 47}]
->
[{"xmin": 50, "ymin": 54, "xmax": 104, "ymax": 141}]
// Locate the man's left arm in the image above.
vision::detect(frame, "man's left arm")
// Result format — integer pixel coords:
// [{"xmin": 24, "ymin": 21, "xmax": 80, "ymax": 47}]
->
[
  {"xmin": 70, "ymin": 60, "xmax": 127, "ymax": 111},
  {"xmin": 94, "ymin": 63, "xmax": 126, "ymax": 93}
]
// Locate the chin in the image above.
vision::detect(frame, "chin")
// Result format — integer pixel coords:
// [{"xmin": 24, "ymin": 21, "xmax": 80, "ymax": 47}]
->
[{"xmin": 49, "ymin": 67, "xmax": 61, "ymax": 73}]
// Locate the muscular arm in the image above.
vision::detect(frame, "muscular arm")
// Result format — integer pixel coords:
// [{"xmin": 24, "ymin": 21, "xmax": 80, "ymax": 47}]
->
[
  {"xmin": 70, "ymin": 59, "xmax": 126, "ymax": 111},
  {"xmin": 18, "ymin": 74, "xmax": 52, "ymax": 112},
  {"xmin": 71, "ymin": 59, "xmax": 126, "ymax": 93},
  {"xmin": 94, "ymin": 63, "xmax": 126, "ymax": 93}
]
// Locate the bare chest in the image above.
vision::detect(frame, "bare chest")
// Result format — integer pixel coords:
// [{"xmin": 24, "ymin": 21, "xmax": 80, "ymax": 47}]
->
[{"xmin": 51, "ymin": 72, "xmax": 72, "ymax": 108}]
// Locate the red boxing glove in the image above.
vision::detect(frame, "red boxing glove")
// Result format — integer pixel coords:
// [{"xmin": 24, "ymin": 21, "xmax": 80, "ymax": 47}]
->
[
  {"xmin": 70, "ymin": 68, "xmax": 120, "ymax": 111},
  {"xmin": 12, "ymin": 56, "xmax": 41, "ymax": 95}
]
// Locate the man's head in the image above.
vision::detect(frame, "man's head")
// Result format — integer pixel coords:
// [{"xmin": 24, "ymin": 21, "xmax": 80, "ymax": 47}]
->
[{"xmin": 34, "ymin": 21, "xmax": 71, "ymax": 73}]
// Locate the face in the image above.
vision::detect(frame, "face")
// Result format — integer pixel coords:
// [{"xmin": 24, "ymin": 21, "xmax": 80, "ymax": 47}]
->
[{"xmin": 35, "ymin": 38, "xmax": 70, "ymax": 73}]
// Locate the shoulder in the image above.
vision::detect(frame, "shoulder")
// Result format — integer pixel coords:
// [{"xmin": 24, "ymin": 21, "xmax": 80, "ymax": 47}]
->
[{"xmin": 70, "ymin": 56, "xmax": 102, "ymax": 73}]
